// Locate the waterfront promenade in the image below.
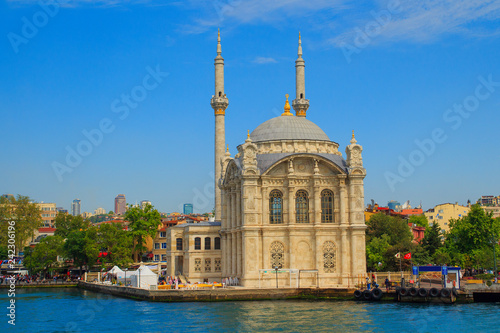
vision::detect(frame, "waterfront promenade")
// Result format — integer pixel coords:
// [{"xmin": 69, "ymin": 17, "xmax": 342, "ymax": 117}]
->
[{"xmin": 79, "ymin": 281, "xmax": 354, "ymax": 302}]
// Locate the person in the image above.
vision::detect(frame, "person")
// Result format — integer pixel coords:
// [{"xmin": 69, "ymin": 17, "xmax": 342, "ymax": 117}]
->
[
  {"xmin": 385, "ymin": 278, "xmax": 390, "ymax": 292},
  {"xmin": 366, "ymin": 276, "xmax": 371, "ymax": 290},
  {"xmin": 372, "ymin": 273, "xmax": 376, "ymax": 288}
]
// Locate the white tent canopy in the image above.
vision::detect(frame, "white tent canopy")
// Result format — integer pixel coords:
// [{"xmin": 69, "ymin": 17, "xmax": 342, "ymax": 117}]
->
[
  {"xmin": 108, "ymin": 266, "xmax": 125, "ymax": 278},
  {"xmin": 130, "ymin": 265, "xmax": 158, "ymax": 289}
]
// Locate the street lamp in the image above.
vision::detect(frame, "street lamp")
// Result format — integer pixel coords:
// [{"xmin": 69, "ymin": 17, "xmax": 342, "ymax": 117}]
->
[
  {"xmin": 492, "ymin": 235, "xmax": 498, "ymax": 283},
  {"xmin": 124, "ymin": 268, "xmax": 128, "ymax": 287},
  {"xmin": 275, "ymin": 266, "xmax": 279, "ymax": 289}
]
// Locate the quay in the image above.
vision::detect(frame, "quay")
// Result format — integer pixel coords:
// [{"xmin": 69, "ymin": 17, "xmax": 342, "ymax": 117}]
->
[
  {"xmin": 78, "ymin": 281, "xmax": 354, "ymax": 302},
  {"xmin": 78, "ymin": 281, "xmax": 479, "ymax": 303}
]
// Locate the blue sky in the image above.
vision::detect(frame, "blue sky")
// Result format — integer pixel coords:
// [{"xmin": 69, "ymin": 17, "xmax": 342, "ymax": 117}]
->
[{"xmin": 1, "ymin": 0, "xmax": 500, "ymax": 214}]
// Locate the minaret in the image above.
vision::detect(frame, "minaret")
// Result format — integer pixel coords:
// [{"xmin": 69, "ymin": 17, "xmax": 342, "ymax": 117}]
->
[
  {"xmin": 210, "ymin": 29, "xmax": 229, "ymax": 221},
  {"xmin": 292, "ymin": 32, "xmax": 310, "ymax": 117}
]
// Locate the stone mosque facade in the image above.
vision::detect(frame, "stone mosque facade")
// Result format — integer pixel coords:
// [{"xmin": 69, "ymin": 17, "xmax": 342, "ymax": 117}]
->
[{"xmin": 167, "ymin": 31, "xmax": 367, "ymax": 288}]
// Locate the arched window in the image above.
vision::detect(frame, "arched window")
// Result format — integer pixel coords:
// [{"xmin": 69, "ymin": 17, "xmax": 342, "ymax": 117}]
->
[
  {"xmin": 270, "ymin": 241, "xmax": 284, "ymax": 269},
  {"xmin": 323, "ymin": 241, "xmax": 336, "ymax": 273},
  {"xmin": 176, "ymin": 238, "xmax": 183, "ymax": 251},
  {"xmin": 214, "ymin": 237, "xmax": 221, "ymax": 250},
  {"xmin": 194, "ymin": 237, "xmax": 201, "ymax": 250},
  {"xmin": 300, "ymin": 93, "xmax": 303, "ymax": 99},
  {"xmin": 205, "ymin": 237, "xmax": 211, "ymax": 250},
  {"xmin": 296, "ymin": 190, "xmax": 309, "ymax": 223},
  {"xmin": 269, "ymin": 190, "xmax": 283, "ymax": 224},
  {"xmin": 321, "ymin": 189, "xmax": 334, "ymax": 223}
]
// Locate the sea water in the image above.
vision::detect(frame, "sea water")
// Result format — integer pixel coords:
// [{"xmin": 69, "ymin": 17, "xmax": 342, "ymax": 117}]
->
[{"xmin": 1, "ymin": 288, "xmax": 499, "ymax": 332}]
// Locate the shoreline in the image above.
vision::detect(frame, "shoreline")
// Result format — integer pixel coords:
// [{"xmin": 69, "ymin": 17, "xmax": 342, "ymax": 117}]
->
[
  {"xmin": 0, "ymin": 283, "xmax": 78, "ymax": 289},
  {"xmin": 77, "ymin": 281, "xmax": 475, "ymax": 303}
]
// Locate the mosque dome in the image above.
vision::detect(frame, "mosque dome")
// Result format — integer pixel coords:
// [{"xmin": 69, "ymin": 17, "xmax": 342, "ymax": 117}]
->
[{"xmin": 250, "ymin": 116, "xmax": 330, "ymax": 142}]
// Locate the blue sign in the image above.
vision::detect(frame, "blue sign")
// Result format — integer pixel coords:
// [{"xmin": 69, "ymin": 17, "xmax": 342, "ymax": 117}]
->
[
  {"xmin": 412, "ymin": 266, "xmax": 418, "ymax": 275},
  {"xmin": 442, "ymin": 266, "xmax": 448, "ymax": 276}
]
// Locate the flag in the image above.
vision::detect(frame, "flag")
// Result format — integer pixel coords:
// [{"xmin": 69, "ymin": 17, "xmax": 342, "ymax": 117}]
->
[
  {"xmin": 404, "ymin": 253, "xmax": 411, "ymax": 259},
  {"xmin": 395, "ymin": 252, "xmax": 400, "ymax": 258}
]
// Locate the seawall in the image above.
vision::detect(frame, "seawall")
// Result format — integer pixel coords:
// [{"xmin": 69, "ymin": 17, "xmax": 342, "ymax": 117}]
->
[{"xmin": 78, "ymin": 281, "xmax": 354, "ymax": 302}]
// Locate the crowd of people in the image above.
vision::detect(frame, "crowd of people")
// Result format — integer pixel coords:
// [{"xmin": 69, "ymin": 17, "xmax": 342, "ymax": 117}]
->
[
  {"xmin": 0, "ymin": 272, "xmax": 81, "ymax": 285},
  {"xmin": 222, "ymin": 277, "xmax": 239, "ymax": 286}
]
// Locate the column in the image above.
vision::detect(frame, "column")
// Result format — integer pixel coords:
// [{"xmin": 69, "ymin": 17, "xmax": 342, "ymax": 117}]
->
[
  {"xmin": 226, "ymin": 233, "xmax": 232, "ymax": 277},
  {"xmin": 237, "ymin": 232, "xmax": 242, "ymax": 276},
  {"xmin": 231, "ymin": 189, "xmax": 236, "ymax": 229},
  {"xmin": 288, "ymin": 185, "xmax": 295, "ymax": 224},
  {"xmin": 261, "ymin": 186, "xmax": 268, "ymax": 225},
  {"xmin": 232, "ymin": 231, "xmax": 237, "ymax": 276},
  {"xmin": 236, "ymin": 185, "xmax": 241, "ymax": 227},
  {"xmin": 221, "ymin": 234, "xmax": 227, "ymax": 276},
  {"xmin": 313, "ymin": 182, "xmax": 321, "ymax": 224},
  {"xmin": 339, "ymin": 176, "xmax": 347, "ymax": 225}
]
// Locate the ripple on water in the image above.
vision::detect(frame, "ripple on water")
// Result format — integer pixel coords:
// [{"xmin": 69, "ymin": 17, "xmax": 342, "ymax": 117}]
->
[{"xmin": 2, "ymin": 289, "xmax": 499, "ymax": 332}]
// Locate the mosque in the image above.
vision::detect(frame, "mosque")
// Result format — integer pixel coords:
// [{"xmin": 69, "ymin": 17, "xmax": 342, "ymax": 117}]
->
[{"xmin": 166, "ymin": 31, "xmax": 367, "ymax": 288}]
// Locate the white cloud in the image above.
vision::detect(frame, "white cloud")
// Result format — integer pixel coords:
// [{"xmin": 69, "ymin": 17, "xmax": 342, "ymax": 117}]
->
[
  {"xmin": 330, "ymin": 0, "xmax": 500, "ymax": 47},
  {"xmin": 252, "ymin": 56, "xmax": 278, "ymax": 64}
]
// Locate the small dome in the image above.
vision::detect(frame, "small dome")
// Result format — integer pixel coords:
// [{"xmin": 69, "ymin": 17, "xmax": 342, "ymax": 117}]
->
[{"xmin": 250, "ymin": 116, "xmax": 330, "ymax": 142}]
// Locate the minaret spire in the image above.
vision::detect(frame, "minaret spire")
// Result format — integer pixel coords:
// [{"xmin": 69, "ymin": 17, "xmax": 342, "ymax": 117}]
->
[
  {"xmin": 292, "ymin": 32, "xmax": 309, "ymax": 117},
  {"xmin": 217, "ymin": 28, "xmax": 222, "ymax": 56},
  {"xmin": 210, "ymin": 29, "xmax": 229, "ymax": 221},
  {"xmin": 298, "ymin": 31, "xmax": 302, "ymax": 58}
]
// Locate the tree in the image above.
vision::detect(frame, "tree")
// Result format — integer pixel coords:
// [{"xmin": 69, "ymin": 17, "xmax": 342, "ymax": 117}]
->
[
  {"xmin": 366, "ymin": 235, "xmax": 391, "ymax": 271},
  {"xmin": 0, "ymin": 195, "xmax": 42, "ymax": 255},
  {"xmin": 366, "ymin": 213, "xmax": 414, "ymax": 271},
  {"xmin": 90, "ymin": 223, "xmax": 133, "ymax": 268},
  {"xmin": 23, "ymin": 236, "xmax": 64, "ymax": 275},
  {"xmin": 366, "ymin": 213, "xmax": 413, "ymax": 245},
  {"xmin": 54, "ymin": 213, "xmax": 89, "ymax": 238},
  {"xmin": 123, "ymin": 204, "xmax": 161, "ymax": 261},
  {"xmin": 64, "ymin": 230, "xmax": 90, "ymax": 275},
  {"xmin": 409, "ymin": 215, "xmax": 429, "ymax": 228},
  {"xmin": 446, "ymin": 204, "xmax": 500, "ymax": 254},
  {"xmin": 421, "ymin": 222, "xmax": 443, "ymax": 257}
]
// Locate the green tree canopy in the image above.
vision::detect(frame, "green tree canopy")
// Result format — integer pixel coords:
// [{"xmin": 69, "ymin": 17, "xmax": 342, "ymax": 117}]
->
[
  {"xmin": 446, "ymin": 204, "xmax": 500, "ymax": 254},
  {"xmin": 0, "ymin": 195, "xmax": 42, "ymax": 255},
  {"xmin": 23, "ymin": 235, "xmax": 64, "ymax": 274},
  {"xmin": 96, "ymin": 223, "xmax": 133, "ymax": 267},
  {"xmin": 421, "ymin": 222, "xmax": 443, "ymax": 257},
  {"xmin": 409, "ymin": 215, "xmax": 429, "ymax": 228},
  {"xmin": 54, "ymin": 213, "xmax": 90, "ymax": 238},
  {"xmin": 366, "ymin": 213, "xmax": 414, "ymax": 271},
  {"xmin": 123, "ymin": 204, "xmax": 161, "ymax": 260}
]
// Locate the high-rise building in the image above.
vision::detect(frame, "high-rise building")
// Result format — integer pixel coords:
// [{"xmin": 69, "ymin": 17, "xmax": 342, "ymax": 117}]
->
[
  {"xmin": 72, "ymin": 199, "xmax": 81, "ymax": 216},
  {"xmin": 115, "ymin": 194, "xmax": 126, "ymax": 215},
  {"xmin": 183, "ymin": 203, "xmax": 193, "ymax": 215},
  {"xmin": 56, "ymin": 207, "xmax": 68, "ymax": 214},
  {"xmin": 141, "ymin": 200, "xmax": 152, "ymax": 209},
  {"xmin": 1, "ymin": 194, "xmax": 14, "ymax": 200},
  {"xmin": 39, "ymin": 202, "xmax": 57, "ymax": 226},
  {"xmin": 94, "ymin": 207, "xmax": 106, "ymax": 215}
]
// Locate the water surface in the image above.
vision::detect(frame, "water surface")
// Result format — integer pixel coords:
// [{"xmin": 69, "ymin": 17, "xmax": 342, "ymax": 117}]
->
[{"xmin": 1, "ymin": 288, "xmax": 499, "ymax": 332}]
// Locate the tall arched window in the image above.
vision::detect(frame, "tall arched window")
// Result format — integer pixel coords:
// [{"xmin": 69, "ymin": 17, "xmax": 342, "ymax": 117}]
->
[
  {"xmin": 323, "ymin": 241, "xmax": 336, "ymax": 273},
  {"xmin": 321, "ymin": 189, "xmax": 334, "ymax": 223},
  {"xmin": 205, "ymin": 237, "xmax": 211, "ymax": 250},
  {"xmin": 176, "ymin": 238, "xmax": 183, "ymax": 251},
  {"xmin": 194, "ymin": 237, "xmax": 201, "ymax": 250},
  {"xmin": 270, "ymin": 241, "xmax": 284, "ymax": 269},
  {"xmin": 269, "ymin": 190, "xmax": 283, "ymax": 224},
  {"xmin": 296, "ymin": 190, "xmax": 309, "ymax": 223},
  {"xmin": 214, "ymin": 237, "xmax": 221, "ymax": 250}
]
